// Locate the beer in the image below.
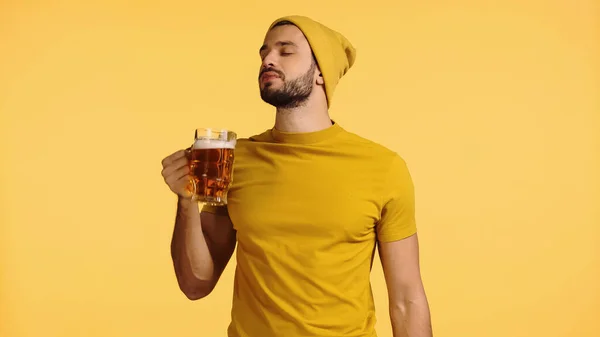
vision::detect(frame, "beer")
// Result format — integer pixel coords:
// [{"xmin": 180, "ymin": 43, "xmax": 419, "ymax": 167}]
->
[{"xmin": 189, "ymin": 129, "xmax": 236, "ymax": 206}]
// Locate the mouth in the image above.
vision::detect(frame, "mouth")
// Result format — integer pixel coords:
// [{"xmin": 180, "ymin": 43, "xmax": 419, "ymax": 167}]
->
[{"xmin": 260, "ymin": 71, "xmax": 281, "ymax": 83}]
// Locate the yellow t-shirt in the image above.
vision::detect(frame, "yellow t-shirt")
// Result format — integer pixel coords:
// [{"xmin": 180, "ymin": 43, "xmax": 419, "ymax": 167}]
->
[{"xmin": 202, "ymin": 122, "xmax": 417, "ymax": 337}]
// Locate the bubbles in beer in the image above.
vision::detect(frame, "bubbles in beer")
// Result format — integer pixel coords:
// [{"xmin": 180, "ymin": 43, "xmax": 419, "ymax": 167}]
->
[
  {"xmin": 192, "ymin": 139, "xmax": 236, "ymax": 150},
  {"xmin": 189, "ymin": 138, "xmax": 235, "ymax": 205}
]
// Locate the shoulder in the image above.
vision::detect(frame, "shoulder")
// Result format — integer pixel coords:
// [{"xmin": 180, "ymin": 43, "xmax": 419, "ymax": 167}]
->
[
  {"xmin": 235, "ymin": 129, "xmax": 272, "ymax": 146},
  {"xmin": 338, "ymin": 126, "xmax": 405, "ymax": 163},
  {"xmin": 337, "ymin": 127, "xmax": 413, "ymax": 186},
  {"xmin": 229, "ymin": 130, "xmax": 272, "ymax": 153}
]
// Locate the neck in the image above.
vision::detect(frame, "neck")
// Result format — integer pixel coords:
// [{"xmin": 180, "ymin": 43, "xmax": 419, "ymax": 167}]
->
[{"xmin": 274, "ymin": 97, "xmax": 331, "ymax": 133}]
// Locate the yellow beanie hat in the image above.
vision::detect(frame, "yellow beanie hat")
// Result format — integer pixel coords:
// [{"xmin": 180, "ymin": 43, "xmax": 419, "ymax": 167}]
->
[{"xmin": 268, "ymin": 15, "xmax": 356, "ymax": 107}]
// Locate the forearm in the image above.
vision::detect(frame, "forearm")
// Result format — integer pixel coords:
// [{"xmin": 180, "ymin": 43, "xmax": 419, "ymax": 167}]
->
[
  {"xmin": 390, "ymin": 295, "xmax": 433, "ymax": 337},
  {"xmin": 171, "ymin": 197, "xmax": 215, "ymax": 298}
]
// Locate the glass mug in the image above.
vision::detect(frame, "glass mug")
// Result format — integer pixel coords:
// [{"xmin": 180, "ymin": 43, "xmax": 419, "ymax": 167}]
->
[{"xmin": 187, "ymin": 128, "xmax": 237, "ymax": 206}]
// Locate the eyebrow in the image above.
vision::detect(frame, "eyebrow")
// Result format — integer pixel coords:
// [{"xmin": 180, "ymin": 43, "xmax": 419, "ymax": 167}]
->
[{"xmin": 259, "ymin": 41, "xmax": 298, "ymax": 53}]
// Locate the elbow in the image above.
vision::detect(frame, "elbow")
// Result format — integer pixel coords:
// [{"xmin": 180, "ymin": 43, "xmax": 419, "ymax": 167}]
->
[
  {"xmin": 179, "ymin": 280, "xmax": 214, "ymax": 301},
  {"xmin": 183, "ymin": 289, "xmax": 209, "ymax": 301},
  {"xmin": 389, "ymin": 292, "xmax": 430, "ymax": 320},
  {"xmin": 389, "ymin": 291, "xmax": 427, "ymax": 316},
  {"xmin": 390, "ymin": 299, "xmax": 408, "ymax": 318}
]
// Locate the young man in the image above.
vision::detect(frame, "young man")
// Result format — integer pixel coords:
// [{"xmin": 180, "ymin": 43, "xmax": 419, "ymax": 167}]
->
[{"xmin": 161, "ymin": 15, "xmax": 433, "ymax": 337}]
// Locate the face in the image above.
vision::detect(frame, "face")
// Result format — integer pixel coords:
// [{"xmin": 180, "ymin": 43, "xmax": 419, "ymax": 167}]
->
[{"xmin": 258, "ymin": 24, "xmax": 321, "ymax": 109}]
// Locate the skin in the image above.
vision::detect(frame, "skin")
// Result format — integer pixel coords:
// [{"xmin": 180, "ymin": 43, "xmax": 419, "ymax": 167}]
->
[
  {"xmin": 380, "ymin": 235, "xmax": 433, "ymax": 337},
  {"xmin": 160, "ymin": 149, "xmax": 235, "ymax": 300},
  {"xmin": 258, "ymin": 24, "xmax": 332, "ymax": 133},
  {"xmin": 160, "ymin": 23, "xmax": 433, "ymax": 337}
]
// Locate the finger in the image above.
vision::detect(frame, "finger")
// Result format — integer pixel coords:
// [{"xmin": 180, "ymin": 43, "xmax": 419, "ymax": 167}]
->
[
  {"xmin": 165, "ymin": 165, "xmax": 191, "ymax": 185},
  {"xmin": 161, "ymin": 156, "xmax": 190, "ymax": 178},
  {"xmin": 175, "ymin": 175, "xmax": 195, "ymax": 196},
  {"xmin": 172, "ymin": 165, "xmax": 191, "ymax": 181},
  {"xmin": 173, "ymin": 155, "xmax": 190, "ymax": 169},
  {"xmin": 176, "ymin": 174, "xmax": 193, "ymax": 188},
  {"xmin": 161, "ymin": 149, "xmax": 186, "ymax": 167},
  {"xmin": 162, "ymin": 149, "xmax": 186, "ymax": 167},
  {"xmin": 165, "ymin": 172, "xmax": 188, "ymax": 190}
]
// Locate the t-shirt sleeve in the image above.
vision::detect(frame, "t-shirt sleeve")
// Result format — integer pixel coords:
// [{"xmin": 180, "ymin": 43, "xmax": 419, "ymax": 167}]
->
[
  {"xmin": 376, "ymin": 154, "xmax": 418, "ymax": 242},
  {"xmin": 200, "ymin": 204, "xmax": 229, "ymax": 216}
]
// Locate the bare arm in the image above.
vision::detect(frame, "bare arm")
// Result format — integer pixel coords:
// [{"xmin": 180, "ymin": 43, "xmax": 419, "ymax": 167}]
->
[
  {"xmin": 170, "ymin": 197, "xmax": 236, "ymax": 300},
  {"xmin": 161, "ymin": 149, "xmax": 236, "ymax": 300},
  {"xmin": 379, "ymin": 234, "xmax": 433, "ymax": 337}
]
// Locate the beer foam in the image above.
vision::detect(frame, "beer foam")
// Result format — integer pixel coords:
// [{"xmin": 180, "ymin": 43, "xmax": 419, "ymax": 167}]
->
[{"xmin": 192, "ymin": 139, "xmax": 236, "ymax": 149}]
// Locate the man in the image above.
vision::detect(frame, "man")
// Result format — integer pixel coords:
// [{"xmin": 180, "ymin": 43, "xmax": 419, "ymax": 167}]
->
[{"xmin": 161, "ymin": 15, "xmax": 433, "ymax": 337}]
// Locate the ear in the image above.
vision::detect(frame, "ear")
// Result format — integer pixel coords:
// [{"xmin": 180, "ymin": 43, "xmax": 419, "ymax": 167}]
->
[{"xmin": 315, "ymin": 72, "xmax": 325, "ymax": 85}]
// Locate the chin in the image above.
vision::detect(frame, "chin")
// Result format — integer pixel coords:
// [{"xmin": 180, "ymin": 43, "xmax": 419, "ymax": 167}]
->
[
  {"xmin": 265, "ymin": 80, "xmax": 280, "ymax": 88},
  {"xmin": 260, "ymin": 83, "xmax": 279, "ymax": 93}
]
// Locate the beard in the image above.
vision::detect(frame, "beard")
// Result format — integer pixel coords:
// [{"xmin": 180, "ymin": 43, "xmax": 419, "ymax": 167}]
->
[{"xmin": 259, "ymin": 62, "xmax": 316, "ymax": 109}]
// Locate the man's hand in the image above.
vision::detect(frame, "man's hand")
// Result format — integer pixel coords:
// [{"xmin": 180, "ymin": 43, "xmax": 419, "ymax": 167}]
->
[
  {"xmin": 162, "ymin": 148, "xmax": 236, "ymax": 300},
  {"xmin": 161, "ymin": 149, "xmax": 193, "ymax": 199}
]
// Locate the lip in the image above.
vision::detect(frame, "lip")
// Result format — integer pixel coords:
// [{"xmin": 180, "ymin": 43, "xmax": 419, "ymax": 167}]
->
[{"xmin": 260, "ymin": 72, "xmax": 280, "ymax": 82}]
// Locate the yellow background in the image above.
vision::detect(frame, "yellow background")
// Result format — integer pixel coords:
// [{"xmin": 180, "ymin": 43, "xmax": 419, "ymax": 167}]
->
[{"xmin": 1, "ymin": 1, "xmax": 598, "ymax": 336}]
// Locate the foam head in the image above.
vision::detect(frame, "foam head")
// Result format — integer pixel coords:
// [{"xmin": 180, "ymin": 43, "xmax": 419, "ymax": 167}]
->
[{"xmin": 192, "ymin": 138, "xmax": 236, "ymax": 149}]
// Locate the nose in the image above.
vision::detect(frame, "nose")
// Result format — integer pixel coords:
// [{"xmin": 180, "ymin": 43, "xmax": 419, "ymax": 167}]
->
[{"xmin": 261, "ymin": 50, "xmax": 277, "ymax": 69}]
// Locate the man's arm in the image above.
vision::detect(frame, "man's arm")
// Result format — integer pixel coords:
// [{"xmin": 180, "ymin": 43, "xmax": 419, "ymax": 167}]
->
[
  {"xmin": 170, "ymin": 197, "xmax": 236, "ymax": 300},
  {"xmin": 379, "ymin": 234, "xmax": 433, "ymax": 337}
]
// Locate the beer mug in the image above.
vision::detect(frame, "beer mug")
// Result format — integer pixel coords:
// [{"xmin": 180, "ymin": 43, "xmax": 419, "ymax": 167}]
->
[{"xmin": 187, "ymin": 128, "xmax": 237, "ymax": 205}]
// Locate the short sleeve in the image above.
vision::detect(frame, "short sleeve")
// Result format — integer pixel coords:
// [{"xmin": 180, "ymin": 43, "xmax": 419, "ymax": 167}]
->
[
  {"xmin": 200, "ymin": 204, "xmax": 229, "ymax": 216},
  {"xmin": 376, "ymin": 154, "xmax": 417, "ymax": 242}
]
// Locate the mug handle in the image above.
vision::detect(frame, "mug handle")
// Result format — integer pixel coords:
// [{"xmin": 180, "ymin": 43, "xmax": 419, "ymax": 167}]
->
[{"xmin": 185, "ymin": 147, "xmax": 197, "ymax": 201}]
